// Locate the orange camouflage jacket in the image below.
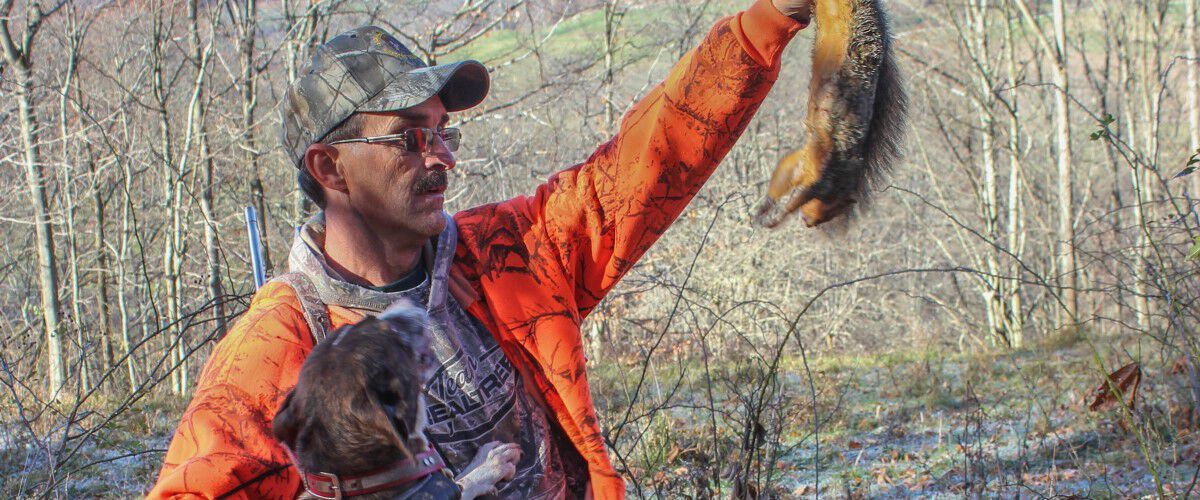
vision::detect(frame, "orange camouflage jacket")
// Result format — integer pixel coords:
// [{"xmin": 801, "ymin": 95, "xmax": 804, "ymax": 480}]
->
[{"xmin": 149, "ymin": 2, "xmax": 803, "ymax": 497}]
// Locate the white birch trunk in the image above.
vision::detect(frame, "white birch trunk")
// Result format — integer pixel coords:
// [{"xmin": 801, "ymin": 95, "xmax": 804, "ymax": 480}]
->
[
  {"xmin": 1003, "ymin": 4, "xmax": 1025, "ymax": 347},
  {"xmin": 1, "ymin": 41, "xmax": 65, "ymax": 394}
]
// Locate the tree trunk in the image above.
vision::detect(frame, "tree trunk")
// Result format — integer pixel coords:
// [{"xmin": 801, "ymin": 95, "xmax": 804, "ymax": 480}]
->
[
  {"xmin": 119, "ymin": 160, "xmax": 137, "ymax": 389},
  {"xmin": 14, "ymin": 66, "xmax": 64, "ymax": 394},
  {"xmin": 602, "ymin": 0, "xmax": 621, "ymax": 133},
  {"xmin": 150, "ymin": 1, "xmax": 185, "ymax": 394},
  {"xmin": 1189, "ymin": 0, "xmax": 1199, "ymax": 169},
  {"xmin": 239, "ymin": 0, "xmax": 272, "ymax": 275},
  {"xmin": 1003, "ymin": 2, "xmax": 1025, "ymax": 348},
  {"xmin": 1134, "ymin": 0, "xmax": 1166, "ymax": 332},
  {"xmin": 89, "ymin": 150, "xmax": 115, "ymax": 376},
  {"xmin": 193, "ymin": 0, "xmax": 226, "ymax": 338},
  {"xmin": 969, "ymin": 0, "xmax": 1008, "ymax": 346},
  {"xmin": 284, "ymin": 0, "xmax": 322, "ymax": 223},
  {"xmin": 59, "ymin": 35, "xmax": 88, "ymax": 391},
  {"xmin": 1052, "ymin": 0, "xmax": 1077, "ymax": 325}
]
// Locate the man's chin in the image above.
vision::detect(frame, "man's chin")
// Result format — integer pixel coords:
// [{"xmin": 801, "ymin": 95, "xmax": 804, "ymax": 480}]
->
[
  {"xmin": 377, "ymin": 203, "xmax": 446, "ymax": 241},
  {"xmin": 412, "ymin": 210, "xmax": 447, "ymax": 238},
  {"xmin": 425, "ymin": 214, "xmax": 448, "ymax": 235}
]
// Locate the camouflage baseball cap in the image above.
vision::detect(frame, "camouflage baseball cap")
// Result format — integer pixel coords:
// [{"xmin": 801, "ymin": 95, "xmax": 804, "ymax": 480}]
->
[{"xmin": 279, "ymin": 26, "xmax": 489, "ymax": 168}]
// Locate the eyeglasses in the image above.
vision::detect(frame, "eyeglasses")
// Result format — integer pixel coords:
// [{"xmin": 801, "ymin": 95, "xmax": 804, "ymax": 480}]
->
[{"xmin": 326, "ymin": 127, "xmax": 461, "ymax": 154}]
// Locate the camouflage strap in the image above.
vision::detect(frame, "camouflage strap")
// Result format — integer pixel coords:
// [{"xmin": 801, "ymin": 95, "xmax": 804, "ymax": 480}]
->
[{"xmin": 271, "ymin": 272, "xmax": 331, "ymax": 344}]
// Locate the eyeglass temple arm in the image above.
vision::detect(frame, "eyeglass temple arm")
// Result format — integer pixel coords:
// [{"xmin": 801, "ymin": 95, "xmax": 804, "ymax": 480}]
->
[
  {"xmin": 327, "ymin": 129, "xmax": 453, "ymax": 146},
  {"xmin": 329, "ymin": 135, "xmax": 394, "ymax": 145}
]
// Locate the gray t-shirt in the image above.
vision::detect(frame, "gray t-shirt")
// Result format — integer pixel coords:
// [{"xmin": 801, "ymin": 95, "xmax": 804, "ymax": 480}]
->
[{"xmin": 394, "ymin": 272, "xmax": 585, "ymax": 499}]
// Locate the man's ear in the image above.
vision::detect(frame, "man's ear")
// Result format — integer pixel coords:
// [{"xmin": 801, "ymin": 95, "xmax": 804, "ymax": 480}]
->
[{"xmin": 303, "ymin": 143, "xmax": 348, "ymax": 195}]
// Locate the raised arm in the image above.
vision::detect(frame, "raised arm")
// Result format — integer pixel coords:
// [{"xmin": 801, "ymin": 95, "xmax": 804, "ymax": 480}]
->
[{"xmin": 456, "ymin": 0, "xmax": 806, "ymax": 315}]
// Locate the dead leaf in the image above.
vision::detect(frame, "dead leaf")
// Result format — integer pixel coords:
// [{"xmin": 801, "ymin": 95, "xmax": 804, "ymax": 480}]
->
[
  {"xmin": 848, "ymin": 440, "xmax": 862, "ymax": 449},
  {"xmin": 907, "ymin": 474, "xmax": 933, "ymax": 489},
  {"xmin": 1088, "ymin": 362, "xmax": 1142, "ymax": 412},
  {"xmin": 666, "ymin": 444, "xmax": 681, "ymax": 464},
  {"xmin": 874, "ymin": 468, "xmax": 891, "ymax": 486}
]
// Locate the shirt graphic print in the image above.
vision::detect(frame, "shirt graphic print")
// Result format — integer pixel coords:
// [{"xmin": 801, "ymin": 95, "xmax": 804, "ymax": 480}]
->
[{"xmin": 423, "ymin": 297, "xmax": 568, "ymax": 499}]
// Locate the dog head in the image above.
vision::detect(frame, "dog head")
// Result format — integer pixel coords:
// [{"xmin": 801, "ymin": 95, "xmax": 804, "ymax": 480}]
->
[{"xmin": 273, "ymin": 300, "xmax": 438, "ymax": 476}]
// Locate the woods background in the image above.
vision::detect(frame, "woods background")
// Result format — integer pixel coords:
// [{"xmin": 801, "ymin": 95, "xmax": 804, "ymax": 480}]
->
[{"xmin": 2, "ymin": 0, "xmax": 1199, "ymax": 496}]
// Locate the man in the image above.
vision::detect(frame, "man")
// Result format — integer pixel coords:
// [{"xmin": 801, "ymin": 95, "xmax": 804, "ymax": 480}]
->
[{"xmin": 150, "ymin": 0, "xmax": 813, "ymax": 497}]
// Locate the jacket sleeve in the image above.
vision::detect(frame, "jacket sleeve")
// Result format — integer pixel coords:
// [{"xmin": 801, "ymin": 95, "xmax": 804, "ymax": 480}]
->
[
  {"xmin": 147, "ymin": 283, "xmax": 313, "ymax": 499},
  {"xmin": 456, "ymin": 0, "xmax": 805, "ymax": 316}
]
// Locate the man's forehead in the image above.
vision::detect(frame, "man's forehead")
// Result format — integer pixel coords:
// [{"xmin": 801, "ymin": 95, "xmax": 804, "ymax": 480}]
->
[{"xmin": 362, "ymin": 108, "xmax": 449, "ymax": 132}]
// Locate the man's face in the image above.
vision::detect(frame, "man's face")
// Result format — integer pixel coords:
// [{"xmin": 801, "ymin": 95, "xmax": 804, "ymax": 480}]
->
[{"xmin": 332, "ymin": 97, "xmax": 455, "ymax": 243}]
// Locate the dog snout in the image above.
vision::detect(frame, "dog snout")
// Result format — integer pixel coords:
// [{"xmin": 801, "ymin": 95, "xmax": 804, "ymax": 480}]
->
[{"xmin": 379, "ymin": 299, "xmax": 425, "ymax": 325}]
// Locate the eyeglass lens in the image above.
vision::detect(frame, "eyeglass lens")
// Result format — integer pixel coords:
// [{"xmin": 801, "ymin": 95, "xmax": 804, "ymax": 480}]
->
[{"xmin": 406, "ymin": 128, "xmax": 460, "ymax": 153}]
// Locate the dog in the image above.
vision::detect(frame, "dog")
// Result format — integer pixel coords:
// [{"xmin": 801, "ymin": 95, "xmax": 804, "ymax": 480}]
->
[
  {"xmin": 273, "ymin": 301, "xmax": 520, "ymax": 499},
  {"xmin": 754, "ymin": 0, "xmax": 907, "ymax": 228}
]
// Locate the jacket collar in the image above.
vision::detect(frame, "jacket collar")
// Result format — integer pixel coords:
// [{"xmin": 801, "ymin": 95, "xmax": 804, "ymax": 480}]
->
[{"xmin": 287, "ymin": 212, "xmax": 458, "ymax": 313}]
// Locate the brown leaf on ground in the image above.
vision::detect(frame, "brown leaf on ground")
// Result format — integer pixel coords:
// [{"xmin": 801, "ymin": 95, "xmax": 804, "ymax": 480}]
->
[
  {"xmin": 1087, "ymin": 362, "xmax": 1141, "ymax": 412},
  {"xmin": 665, "ymin": 444, "xmax": 681, "ymax": 464},
  {"xmin": 847, "ymin": 440, "xmax": 862, "ymax": 449}
]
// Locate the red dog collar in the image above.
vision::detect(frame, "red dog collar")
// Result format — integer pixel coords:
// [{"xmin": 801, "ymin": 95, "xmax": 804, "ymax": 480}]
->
[{"xmin": 285, "ymin": 446, "xmax": 446, "ymax": 499}]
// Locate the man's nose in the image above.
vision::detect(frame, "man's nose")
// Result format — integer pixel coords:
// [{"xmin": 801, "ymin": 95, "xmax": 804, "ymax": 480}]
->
[{"xmin": 423, "ymin": 140, "xmax": 456, "ymax": 171}]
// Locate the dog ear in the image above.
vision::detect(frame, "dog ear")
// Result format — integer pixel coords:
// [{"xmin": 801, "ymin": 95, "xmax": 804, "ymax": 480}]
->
[
  {"xmin": 272, "ymin": 390, "xmax": 302, "ymax": 448},
  {"xmin": 380, "ymin": 402, "xmax": 412, "ymax": 444},
  {"xmin": 364, "ymin": 377, "xmax": 416, "ymax": 461}
]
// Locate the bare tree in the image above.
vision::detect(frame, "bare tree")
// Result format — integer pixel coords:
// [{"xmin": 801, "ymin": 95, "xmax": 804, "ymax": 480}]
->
[
  {"xmin": 1011, "ymin": 0, "xmax": 1077, "ymax": 325},
  {"xmin": 601, "ymin": 0, "xmax": 625, "ymax": 132},
  {"xmin": 281, "ymin": 0, "xmax": 326, "ymax": 222},
  {"xmin": 233, "ymin": 0, "xmax": 274, "ymax": 273},
  {"xmin": 1001, "ymin": 0, "xmax": 1026, "ymax": 346},
  {"xmin": 193, "ymin": 0, "xmax": 226, "ymax": 337},
  {"xmin": 1189, "ymin": 0, "xmax": 1199, "ymax": 169},
  {"xmin": 1, "ymin": 0, "xmax": 69, "ymax": 394}
]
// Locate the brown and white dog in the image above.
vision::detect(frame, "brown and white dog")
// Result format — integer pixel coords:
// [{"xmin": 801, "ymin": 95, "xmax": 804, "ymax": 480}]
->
[{"xmin": 273, "ymin": 301, "xmax": 520, "ymax": 499}]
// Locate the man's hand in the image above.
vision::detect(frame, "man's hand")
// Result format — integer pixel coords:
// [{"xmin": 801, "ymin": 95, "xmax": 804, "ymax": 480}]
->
[
  {"xmin": 456, "ymin": 441, "xmax": 521, "ymax": 499},
  {"xmin": 772, "ymin": 0, "xmax": 814, "ymax": 23}
]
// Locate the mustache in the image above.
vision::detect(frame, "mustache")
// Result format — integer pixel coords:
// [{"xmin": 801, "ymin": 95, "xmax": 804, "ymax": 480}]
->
[{"xmin": 413, "ymin": 171, "xmax": 448, "ymax": 193}]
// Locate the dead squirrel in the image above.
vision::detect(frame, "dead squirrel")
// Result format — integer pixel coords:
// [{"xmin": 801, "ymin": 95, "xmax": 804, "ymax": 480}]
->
[{"xmin": 755, "ymin": 0, "xmax": 907, "ymax": 228}]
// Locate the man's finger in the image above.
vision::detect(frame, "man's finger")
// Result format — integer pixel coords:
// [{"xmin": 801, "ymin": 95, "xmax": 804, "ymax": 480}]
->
[
  {"xmin": 478, "ymin": 441, "xmax": 501, "ymax": 455},
  {"xmin": 488, "ymin": 444, "xmax": 513, "ymax": 460}
]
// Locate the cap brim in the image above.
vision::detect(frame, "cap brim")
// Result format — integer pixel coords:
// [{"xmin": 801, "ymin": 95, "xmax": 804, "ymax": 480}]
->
[{"xmin": 359, "ymin": 60, "xmax": 489, "ymax": 114}]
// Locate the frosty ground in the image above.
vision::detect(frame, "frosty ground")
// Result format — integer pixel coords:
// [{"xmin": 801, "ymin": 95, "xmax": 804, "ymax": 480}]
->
[{"xmin": 3, "ymin": 333, "xmax": 1196, "ymax": 498}]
